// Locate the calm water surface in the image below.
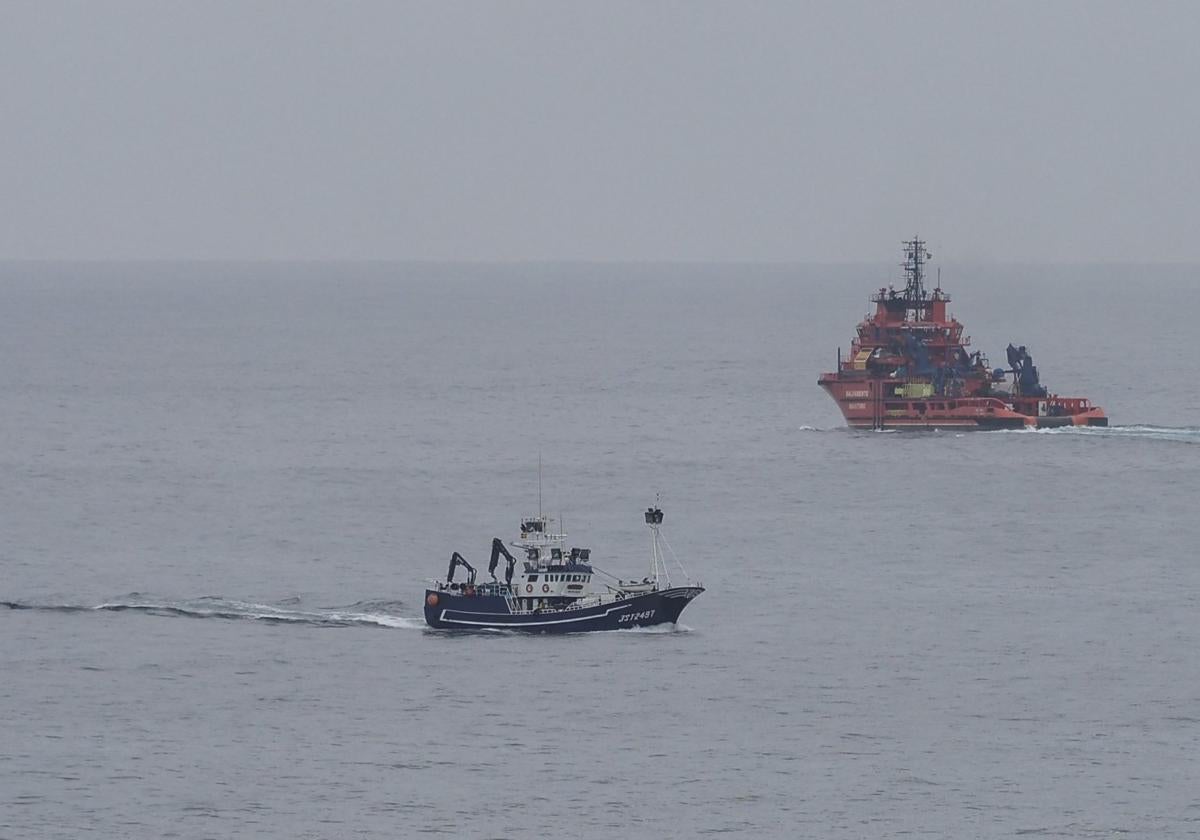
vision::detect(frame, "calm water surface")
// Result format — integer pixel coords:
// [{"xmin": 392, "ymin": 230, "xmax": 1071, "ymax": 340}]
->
[{"xmin": 2, "ymin": 263, "xmax": 1198, "ymax": 838}]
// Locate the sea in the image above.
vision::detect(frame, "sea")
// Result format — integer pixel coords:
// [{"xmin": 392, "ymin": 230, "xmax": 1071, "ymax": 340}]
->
[{"xmin": 2, "ymin": 261, "xmax": 1198, "ymax": 839}]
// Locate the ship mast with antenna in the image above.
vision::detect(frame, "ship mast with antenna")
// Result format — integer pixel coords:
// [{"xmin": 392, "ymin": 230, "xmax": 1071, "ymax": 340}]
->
[
  {"xmin": 645, "ymin": 495, "xmax": 665, "ymax": 584},
  {"xmin": 902, "ymin": 236, "xmax": 932, "ymax": 320}
]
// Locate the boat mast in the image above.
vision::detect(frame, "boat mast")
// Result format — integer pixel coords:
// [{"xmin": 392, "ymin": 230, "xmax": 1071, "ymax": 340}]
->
[
  {"xmin": 651, "ymin": 516, "xmax": 658, "ymax": 580},
  {"xmin": 902, "ymin": 236, "xmax": 932, "ymax": 320},
  {"xmin": 645, "ymin": 503, "xmax": 665, "ymax": 585}
]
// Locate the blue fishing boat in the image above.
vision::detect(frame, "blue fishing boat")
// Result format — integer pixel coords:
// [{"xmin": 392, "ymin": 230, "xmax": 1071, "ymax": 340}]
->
[{"xmin": 423, "ymin": 506, "xmax": 703, "ymax": 632}]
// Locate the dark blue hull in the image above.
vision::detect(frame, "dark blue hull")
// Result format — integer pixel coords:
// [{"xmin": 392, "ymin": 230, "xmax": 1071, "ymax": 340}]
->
[{"xmin": 423, "ymin": 587, "xmax": 704, "ymax": 633}]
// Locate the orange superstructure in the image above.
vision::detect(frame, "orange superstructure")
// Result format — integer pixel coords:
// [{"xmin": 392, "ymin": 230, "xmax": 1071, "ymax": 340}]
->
[{"xmin": 818, "ymin": 238, "xmax": 1107, "ymax": 430}]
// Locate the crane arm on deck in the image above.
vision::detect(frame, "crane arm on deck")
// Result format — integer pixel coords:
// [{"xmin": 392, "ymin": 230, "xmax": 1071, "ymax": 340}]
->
[
  {"xmin": 446, "ymin": 551, "xmax": 476, "ymax": 585},
  {"xmin": 488, "ymin": 538, "xmax": 517, "ymax": 583}
]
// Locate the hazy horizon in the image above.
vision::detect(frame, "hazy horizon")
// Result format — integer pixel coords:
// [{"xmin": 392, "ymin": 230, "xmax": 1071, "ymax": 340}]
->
[
  {"xmin": 3, "ymin": 257, "xmax": 1198, "ymax": 268},
  {"xmin": 4, "ymin": 1, "xmax": 1198, "ymax": 263}
]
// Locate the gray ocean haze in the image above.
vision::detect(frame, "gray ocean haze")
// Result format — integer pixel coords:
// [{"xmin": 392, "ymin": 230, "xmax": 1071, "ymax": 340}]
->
[
  {"xmin": 2, "ymin": 262, "xmax": 1199, "ymax": 838},
  {"xmin": 3, "ymin": 2, "xmax": 1199, "ymax": 262}
]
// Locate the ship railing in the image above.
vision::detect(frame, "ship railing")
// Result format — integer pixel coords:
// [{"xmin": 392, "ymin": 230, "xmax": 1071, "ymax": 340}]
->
[
  {"xmin": 505, "ymin": 591, "xmax": 618, "ymax": 615},
  {"xmin": 429, "ymin": 579, "xmax": 520, "ymax": 596}
]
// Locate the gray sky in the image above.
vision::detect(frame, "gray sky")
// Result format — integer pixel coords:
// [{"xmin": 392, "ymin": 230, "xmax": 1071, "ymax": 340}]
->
[{"xmin": 2, "ymin": 1, "xmax": 1197, "ymax": 262}]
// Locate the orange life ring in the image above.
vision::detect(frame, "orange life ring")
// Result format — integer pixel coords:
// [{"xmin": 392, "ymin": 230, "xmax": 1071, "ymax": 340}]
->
[
  {"xmin": 525, "ymin": 584, "xmax": 533, "ymax": 593},
  {"xmin": 426, "ymin": 593, "xmax": 439, "ymax": 607},
  {"xmin": 542, "ymin": 583, "xmax": 550, "ymax": 593}
]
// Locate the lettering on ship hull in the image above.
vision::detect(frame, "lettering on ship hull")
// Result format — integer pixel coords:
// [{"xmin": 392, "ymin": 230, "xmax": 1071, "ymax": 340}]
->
[{"xmin": 618, "ymin": 610, "xmax": 655, "ymax": 624}]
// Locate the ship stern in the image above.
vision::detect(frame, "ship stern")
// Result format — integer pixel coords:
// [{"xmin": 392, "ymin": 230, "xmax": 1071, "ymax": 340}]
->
[{"xmin": 818, "ymin": 373, "xmax": 875, "ymax": 428}]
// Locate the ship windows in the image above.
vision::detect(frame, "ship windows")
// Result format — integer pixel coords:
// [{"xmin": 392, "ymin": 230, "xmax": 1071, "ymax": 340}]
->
[{"xmin": 528, "ymin": 575, "xmax": 539, "ymax": 582}]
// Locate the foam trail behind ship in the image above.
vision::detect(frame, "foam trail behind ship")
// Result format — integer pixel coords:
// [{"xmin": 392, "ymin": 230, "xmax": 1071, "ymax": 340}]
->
[
  {"xmin": 1, "ymin": 595, "xmax": 425, "ymax": 629},
  {"xmin": 995, "ymin": 424, "xmax": 1200, "ymax": 443}
]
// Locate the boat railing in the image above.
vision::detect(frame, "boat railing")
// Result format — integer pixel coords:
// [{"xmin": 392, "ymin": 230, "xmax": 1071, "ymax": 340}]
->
[
  {"xmin": 428, "ymin": 579, "xmax": 518, "ymax": 595},
  {"xmin": 503, "ymin": 591, "xmax": 623, "ymax": 616}
]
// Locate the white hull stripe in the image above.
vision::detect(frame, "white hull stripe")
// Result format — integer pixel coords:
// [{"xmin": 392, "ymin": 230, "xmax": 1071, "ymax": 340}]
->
[{"xmin": 438, "ymin": 603, "xmax": 630, "ymax": 627}]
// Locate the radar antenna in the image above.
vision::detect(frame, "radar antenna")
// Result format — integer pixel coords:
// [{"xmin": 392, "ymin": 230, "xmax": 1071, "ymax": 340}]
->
[{"xmin": 902, "ymin": 236, "xmax": 932, "ymax": 318}]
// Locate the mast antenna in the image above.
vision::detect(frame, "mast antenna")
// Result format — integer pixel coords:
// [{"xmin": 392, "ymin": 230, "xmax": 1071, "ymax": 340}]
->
[
  {"xmin": 902, "ymin": 236, "xmax": 932, "ymax": 319},
  {"xmin": 538, "ymin": 453, "xmax": 542, "ymax": 520}
]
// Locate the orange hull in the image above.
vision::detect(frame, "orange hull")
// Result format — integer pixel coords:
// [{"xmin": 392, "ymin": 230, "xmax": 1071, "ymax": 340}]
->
[{"xmin": 819, "ymin": 376, "xmax": 1107, "ymax": 430}]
